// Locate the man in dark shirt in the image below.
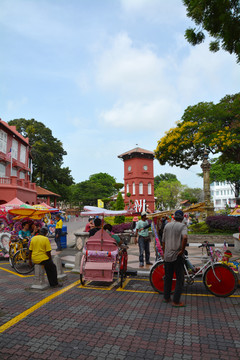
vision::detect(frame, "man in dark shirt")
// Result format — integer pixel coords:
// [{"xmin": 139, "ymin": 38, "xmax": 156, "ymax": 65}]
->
[{"xmin": 89, "ymin": 218, "xmax": 102, "ymax": 237}]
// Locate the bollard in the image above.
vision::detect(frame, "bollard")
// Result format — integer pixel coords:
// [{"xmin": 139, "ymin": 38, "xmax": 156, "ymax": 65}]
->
[
  {"xmin": 31, "ymin": 264, "xmax": 49, "ymax": 290},
  {"xmin": 71, "ymin": 251, "xmax": 82, "ymax": 273},
  {"xmin": 53, "ymin": 255, "xmax": 67, "ymax": 280}
]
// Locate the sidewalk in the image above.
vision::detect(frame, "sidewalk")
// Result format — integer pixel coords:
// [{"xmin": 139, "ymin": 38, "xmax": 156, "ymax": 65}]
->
[{"xmin": 0, "ymin": 236, "xmax": 240, "ymax": 359}]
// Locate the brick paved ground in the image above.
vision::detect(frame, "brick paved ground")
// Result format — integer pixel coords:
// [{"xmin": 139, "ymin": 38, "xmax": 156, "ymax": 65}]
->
[{"xmin": 0, "ymin": 257, "xmax": 240, "ymax": 360}]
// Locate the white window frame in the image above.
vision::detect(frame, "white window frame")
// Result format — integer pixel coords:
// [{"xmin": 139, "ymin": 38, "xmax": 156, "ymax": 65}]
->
[
  {"xmin": 0, "ymin": 163, "xmax": 6, "ymax": 177},
  {"xmin": 148, "ymin": 182, "xmax": 152, "ymax": 195},
  {"xmin": 11, "ymin": 167, "xmax": 17, "ymax": 177},
  {"xmin": 19, "ymin": 171, "xmax": 25, "ymax": 179},
  {"xmin": 0, "ymin": 130, "xmax": 7, "ymax": 154},
  {"xmin": 132, "ymin": 182, "xmax": 135, "ymax": 195},
  {"xmin": 139, "ymin": 182, "xmax": 143, "ymax": 195},
  {"xmin": 126, "ymin": 183, "xmax": 129, "ymax": 193},
  {"xmin": 20, "ymin": 144, "xmax": 26, "ymax": 164},
  {"xmin": 12, "ymin": 139, "xmax": 18, "ymax": 160}
]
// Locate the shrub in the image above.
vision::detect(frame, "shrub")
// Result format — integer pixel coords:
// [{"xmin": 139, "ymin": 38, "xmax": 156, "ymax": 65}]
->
[
  {"xmin": 112, "ymin": 222, "xmax": 132, "ymax": 233},
  {"xmin": 114, "ymin": 215, "xmax": 125, "ymax": 224},
  {"xmin": 188, "ymin": 222, "xmax": 209, "ymax": 234},
  {"xmin": 206, "ymin": 215, "xmax": 239, "ymax": 233}
]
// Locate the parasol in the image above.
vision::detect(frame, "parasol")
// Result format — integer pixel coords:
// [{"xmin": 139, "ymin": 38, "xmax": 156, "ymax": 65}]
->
[
  {"xmin": 8, "ymin": 205, "xmax": 50, "ymax": 220},
  {"xmin": 80, "ymin": 206, "xmax": 133, "ymax": 245},
  {"xmin": 80, "ymin": 206, "xmax": 131, "ymax": 217},
  {"xmin": 32, "ymin": 204, "xmax": 59, "ymax": 212},
  {"xmin": 0, "ymin": 197, "xmax": 26, "ymax": 210}
]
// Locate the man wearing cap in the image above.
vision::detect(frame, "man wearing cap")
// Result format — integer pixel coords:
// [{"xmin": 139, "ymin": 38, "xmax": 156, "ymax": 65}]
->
[
  {"xmin": 135, "ymin": 211, "xmax": 153, "ymax": 267},
  {"xmin": 162, "ymin": 210, "xmax": 188, "ymax": 307}
]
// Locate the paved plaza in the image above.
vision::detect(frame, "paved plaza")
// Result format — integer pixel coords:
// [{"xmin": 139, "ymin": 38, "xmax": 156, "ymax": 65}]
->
[{"xmin": 0, "ymin": 231, "xmax": 240, "ymax": 360}]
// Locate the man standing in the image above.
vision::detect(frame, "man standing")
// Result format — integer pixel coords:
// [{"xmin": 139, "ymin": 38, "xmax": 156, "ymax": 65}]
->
[
  {"xmin": 162, "ymin": 210, "xmax": 187, "ymax": 307},
  {"xmin": 29, "ymin": 227, "xmax": 62, "ymax": 288},
  {"xmin": 135, "ymin": 211, "xmax": 153, "ymax": 267},
  {"xmin": 55, "ymin": 214, "xmax": 63, "ymax": 251}
]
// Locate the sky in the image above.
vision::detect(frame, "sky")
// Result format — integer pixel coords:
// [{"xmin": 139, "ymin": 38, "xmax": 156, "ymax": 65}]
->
[{"xmin": 0, "ymin": 0, "xmax": 239, "ymax": 189}]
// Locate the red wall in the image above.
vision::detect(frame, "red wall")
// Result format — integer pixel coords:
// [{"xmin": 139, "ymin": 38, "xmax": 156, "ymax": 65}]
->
[{"xmin": 123, "ymin": 157, "xmax": 155, "ymax": 212}]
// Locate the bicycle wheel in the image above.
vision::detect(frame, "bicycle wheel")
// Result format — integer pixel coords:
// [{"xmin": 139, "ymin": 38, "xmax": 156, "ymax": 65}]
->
[
  {"xmin": 149, "ymin": 261, "xmax": 176, "ymax": 294},
  {"xmin": 203, "ymin": 263, "xmax": 238, "ymax": 297},
  {"xmin": 80, "ymin": 254, "xmax": 86, "ymax": 285},
  {"xmin": 13, "ymin": 249, "xmax": 34, "ymax": 275},
  {"xmin": 120, "ymin": 253, "xmax": 127, "ymax": 288}
]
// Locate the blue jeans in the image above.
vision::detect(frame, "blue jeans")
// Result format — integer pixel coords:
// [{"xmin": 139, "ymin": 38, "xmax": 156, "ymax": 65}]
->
[{"xmin": 138, "ymin": 236, "xmax": 150, "ymax": 265}]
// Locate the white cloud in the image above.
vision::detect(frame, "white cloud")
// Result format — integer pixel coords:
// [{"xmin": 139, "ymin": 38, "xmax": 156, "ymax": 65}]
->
[
  {"xmin": 100, "ymin": 99, "xmax": 180, "ymax": 131},
  {"xmin": 96, "ymin": 31, "xmax": 240, "ymax": 132},
  {"xmin": 97, "ymin": 33, "xmax": 168, "ymax": 98}
]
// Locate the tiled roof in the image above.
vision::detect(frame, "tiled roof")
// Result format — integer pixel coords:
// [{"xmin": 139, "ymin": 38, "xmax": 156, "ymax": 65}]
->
[
  {"xmin": 36, "ymin": 186, "xmax": 60, "ymax": 197},
  {"xmin": 0, "ymin": 119, "xmax": 29, "ymax": 145},
  {"xmin": 118, "ymin": 147, "xmax": 154, "ymax": 158}
]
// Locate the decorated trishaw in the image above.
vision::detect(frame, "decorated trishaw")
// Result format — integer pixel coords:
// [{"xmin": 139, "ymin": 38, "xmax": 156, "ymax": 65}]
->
[
  {"xmin": 147, "ymin": 204, "xmax": 240, "ymax": 297},
  {"xmin": 80, "ymin": 206, "xmax": 132, "ymax": 286}
]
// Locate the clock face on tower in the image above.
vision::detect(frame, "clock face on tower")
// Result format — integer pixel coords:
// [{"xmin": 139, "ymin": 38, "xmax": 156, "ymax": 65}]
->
[
  {"xmin": 128, "ymin": 165, "xmax": 132, "ymax": 171},
  {"xmin": 143, "ymin": 165, "xmax": 148, "ymax": 171}
]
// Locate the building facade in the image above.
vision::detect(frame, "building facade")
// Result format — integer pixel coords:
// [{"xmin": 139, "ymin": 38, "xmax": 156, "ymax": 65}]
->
[
  {"xmin": 0, "ymin": 119, "xmax": 37, "ymax": 205},
  {"xmin": 210, "ymin": 181, "xmax": 236, "ymax": 211},
  {"xmin": 118, "ymin": 147, "xmax": 155, "ymax": 213}
]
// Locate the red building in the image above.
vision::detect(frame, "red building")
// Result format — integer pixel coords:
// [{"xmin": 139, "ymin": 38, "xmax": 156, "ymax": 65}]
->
[
  {"xmin": 0, "ymin": 119, "xmax": 37, "ymax": 205},
  {"xmin": 118, "ymin": 147, "xmax": 155, "ymax": 213}
]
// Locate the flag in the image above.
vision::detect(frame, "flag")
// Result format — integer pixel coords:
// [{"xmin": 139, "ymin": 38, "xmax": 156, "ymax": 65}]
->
[
  {"xmin": 6, "ymin": 148, "xmax": 12, "ymax": 161},
  {"xmin": 97, "ymin": 199, "xmax": 104, "ymax": 208}
]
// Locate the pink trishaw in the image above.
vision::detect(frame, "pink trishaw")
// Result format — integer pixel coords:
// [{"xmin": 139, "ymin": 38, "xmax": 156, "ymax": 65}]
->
[{"xmin": 79, "ymin": 206, "xmax": 132, "ymax": 286}]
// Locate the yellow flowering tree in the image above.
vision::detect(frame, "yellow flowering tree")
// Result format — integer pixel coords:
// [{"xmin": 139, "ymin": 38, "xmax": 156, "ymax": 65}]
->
[{"xmin": 155, "ymin": 93, "xmax": 240, "ymax": 169}]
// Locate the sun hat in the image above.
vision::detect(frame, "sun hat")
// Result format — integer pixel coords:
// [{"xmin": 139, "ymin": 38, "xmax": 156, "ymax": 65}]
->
[
  {"xmin": 141, "ymin": 211, "xmax": 147, "ymax": 217},
  {"xmin": 133, "ymin": 216, "xmax": 139, "ymax": 221}
]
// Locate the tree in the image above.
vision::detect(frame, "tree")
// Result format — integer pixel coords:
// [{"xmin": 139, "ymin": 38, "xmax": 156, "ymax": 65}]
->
[
  {"xmin": 154, "ymin": 173, "xmax": 177, "ymax": 188},
  {"xmin": 114, "ymin": 192, "xmax": 125, "ymax": 224},
  {"xmin": 71, "ymin": 172, "xmax": 117, "ymax": 206},
  {"xmin": 155, "ymin": 93, "xmax": 240, "ymax": 168},
  {"xmin": 180, "ymin": 186, "xmax": 203, "ymax": 204},
  {"xmin": 183, "ymin": 0, "xmax": 240, "ymax": 63},
  {"xmin": 155, "ymin": 180, "xmax": 183, "ymax": 210},
  {"xmin": 8, "ymin": 119, "xmax": 74, "ymax": 195},
  {"xmin": 209, "ymin": 158, "xmax": 240, "ymax": 203}
]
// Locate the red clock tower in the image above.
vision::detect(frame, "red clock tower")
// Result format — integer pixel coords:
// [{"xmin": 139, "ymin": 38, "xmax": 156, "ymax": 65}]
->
[{"xmin": 118, "ymin": 147, "xmax": 155, "ymax": 213}]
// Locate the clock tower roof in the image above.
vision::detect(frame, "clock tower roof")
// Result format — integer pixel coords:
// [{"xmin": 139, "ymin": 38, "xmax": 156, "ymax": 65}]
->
[{"xmin": 118, "ymin": 147, "xmax": 154, "ymax": 161}]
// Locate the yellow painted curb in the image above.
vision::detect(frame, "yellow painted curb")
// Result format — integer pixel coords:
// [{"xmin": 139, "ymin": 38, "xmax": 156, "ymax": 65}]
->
[{"xmin": 0, "ymin": 266, "xmax": 34, "ymax": 278}]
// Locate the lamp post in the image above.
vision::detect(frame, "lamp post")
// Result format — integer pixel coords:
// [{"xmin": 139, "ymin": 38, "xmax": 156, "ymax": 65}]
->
[{"xmin": 201, "ymin": 149, "xmax": 215, "ymax": 218}]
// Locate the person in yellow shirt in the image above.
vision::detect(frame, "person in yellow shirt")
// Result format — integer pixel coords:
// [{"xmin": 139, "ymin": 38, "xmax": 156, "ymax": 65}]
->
[
  {"xmin": 29, "ymin": 227, "xmax": 62, "ymax": 288},
  {"xmin": 55, "ymin": 214, "xmax": 63, "ymax": 251}
]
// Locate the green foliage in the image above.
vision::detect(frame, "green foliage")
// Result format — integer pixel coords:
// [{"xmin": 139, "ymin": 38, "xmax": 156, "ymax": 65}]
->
[
  {"xmin": 8, "ymin": 118, "xmax": 74, "ymax": 199},
  {"xmin": 155, "ymin": 93, "xmax": 240, "ymax": 169},
  {"xmin": 183, "ymin": 0, "xmax": 240, "ymax": 63},
  {"xmin": 114, "ymin": 183, "xmax": 124, "ymax": 192},
  {"xmin": 71, "ymin": 172, "xmax": 117, "ymax": 206},
  {"xmin": 154, "ymin": 173, "xmax": 177, "ymax": 188},
  {"xmin": 188, "ymin": 222, "xmax": 209, "ymax": 234},
  {"xmin": 155, "ymin": 180, "xmax": 182, "ymax": 210},
  {"xmin": 114, "ymin": 192, "xmax": 125, "ymax": 224},
  {"xmin": 180, "ymin": 186, "xmax": 203, "ymax": 204},
  {"xmin": 209, "ymin": 158, "xmax": 240, "ymax": 200}
]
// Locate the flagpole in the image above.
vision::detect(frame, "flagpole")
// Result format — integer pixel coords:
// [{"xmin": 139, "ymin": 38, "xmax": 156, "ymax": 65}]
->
[{"xmin": 10, "ymin": 149, "xmax": 12, "ymax": 176}]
